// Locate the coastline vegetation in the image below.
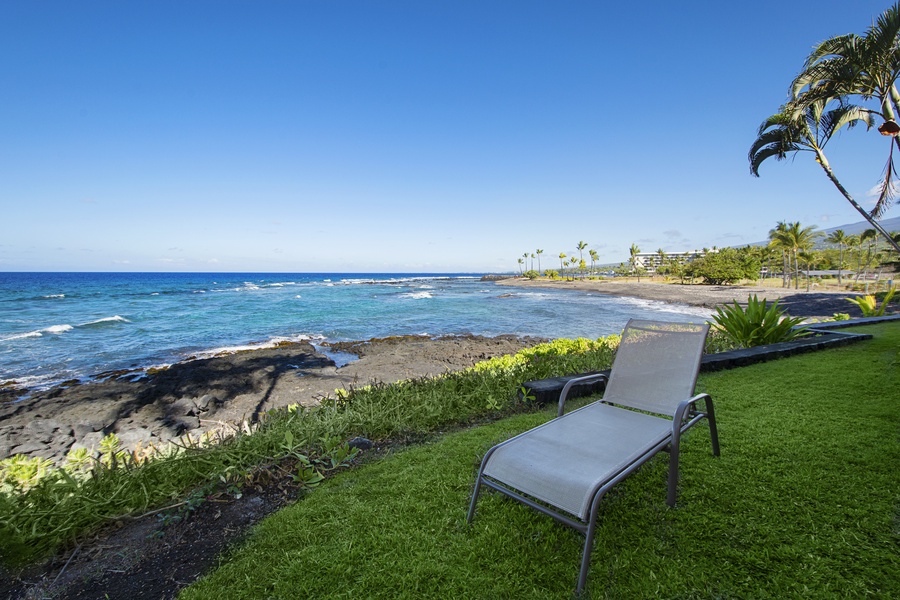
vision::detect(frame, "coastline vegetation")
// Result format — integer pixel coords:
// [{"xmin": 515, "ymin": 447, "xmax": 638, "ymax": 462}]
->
[
  {"xmin": 514, "ymin": 215, "xmax": 899, "ymax": 289},
  {"xmin": 0, "ymin": 336, "xmax": 620, "ymax": 566}
]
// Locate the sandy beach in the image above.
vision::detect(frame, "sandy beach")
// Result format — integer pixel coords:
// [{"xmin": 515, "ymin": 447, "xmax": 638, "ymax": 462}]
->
[{"xmin": 495, "ymin": 277, "xmax": 863, "ymax": 318}]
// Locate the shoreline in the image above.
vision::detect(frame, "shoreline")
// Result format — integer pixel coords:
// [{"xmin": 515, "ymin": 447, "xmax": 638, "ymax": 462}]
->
[
  {"xmin": 0, "ymin": 334, "xmax": 546, "ymax": 465},
  {"xmin": 0, "ymin": 278, "xmax": 867, "ymax": 465},
  {"xmin": 494, "ymin": 277, "xmax": 863, "ymax": 318}
]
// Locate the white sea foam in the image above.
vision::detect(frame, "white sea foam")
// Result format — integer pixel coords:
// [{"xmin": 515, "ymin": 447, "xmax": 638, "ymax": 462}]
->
[
  {"xmin": 81, "ymin": 315, "xmax": 130, "ymax": 327},
  {"xmin": 43, "ymin": 294, "xmax": 65, "ymax": 299},
  {"xmin": 43, "ymin": 324, "xmax": 74, "ymax": 334},
  {"xmin": 193, "ymin": 334, "xmax": 319, "ymax": 359},
  {"xmin": 401, "ymin": 291, "xmax": 433, "ymax": 300},
  {"xmin": 2, "ymin": 330, "xmax": 43, "ymax": 341},
  {"xmin": 614, "ymin": 296, "xmax": 713, "ymax": 319}
]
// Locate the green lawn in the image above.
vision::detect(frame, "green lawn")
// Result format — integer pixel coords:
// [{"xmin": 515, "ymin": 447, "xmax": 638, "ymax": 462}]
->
[{"xmin": 181, "ymin": 324, "xmax": 900, "ymax": 599}]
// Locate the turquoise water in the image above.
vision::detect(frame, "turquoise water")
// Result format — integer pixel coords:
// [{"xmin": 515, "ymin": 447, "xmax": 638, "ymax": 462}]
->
[{"xmin": 0, "ymin": 272, "xmax": 711, "ymax": 390}]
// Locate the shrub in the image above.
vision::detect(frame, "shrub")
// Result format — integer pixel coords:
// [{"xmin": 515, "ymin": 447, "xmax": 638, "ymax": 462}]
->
[
  {"xmin": 711, "ymin": 295, "xmax": 808, "ymax": 348},
  {"xmin": 844, "ymin": 287, "xmax": 896, "ymax": 317}
]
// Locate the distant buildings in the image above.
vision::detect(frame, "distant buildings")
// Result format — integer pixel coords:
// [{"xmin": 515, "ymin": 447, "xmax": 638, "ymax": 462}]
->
[{"xmin": 631, "ymin": 250, "xmax": 705, "ymax": 274}]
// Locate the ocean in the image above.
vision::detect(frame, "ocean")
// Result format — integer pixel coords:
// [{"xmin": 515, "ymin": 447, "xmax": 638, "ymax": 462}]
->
[{"xmin": 0, "ymin": 272, "xmax": 711, "ymax": 391}]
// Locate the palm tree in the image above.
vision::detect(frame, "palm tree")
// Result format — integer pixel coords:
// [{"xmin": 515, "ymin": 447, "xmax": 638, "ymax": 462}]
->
[
  {"xmin": 791, "ymin": 3, "xmax": 900, "ymax": 220},
  {"xmin": 517, "ymin": 258, "xmax": 524, "ymax": 275},
  {"xmin": 860, "ymin": 228, "xmax": 878, "ymax": 288},
  {"xmin": 656, "ymin": 248, "xmax": 666, "ymax": 278},
  {"xmin": 530, "ymin": 253, "xmax": 535, "ymax": 271},
  {"xmin": 535, "ymin": 249, "xmax": 543, "ymax": 275},
  {"xmin": 589, "ymin": 249, "xmax": 599, "ymax": 275},
  {"xmin": 559, "ymin": 252, "xmax": 567, "ymax": 274},
  {"xmin": 576, "ymin": 241, "xmax": 588, "ymax": 278},
  {"xmin": 569, "ymin": 256, "xmax": 578, "ymax": 281},
  {"xmin": 848, "ymin": 234, "xmax": 864, "ymax": 283},
  {"xmin": 629, "ymin": 243, "xmax": 641, "ymax": 282},
  {"xmin": 799, "ymin": 250, "xmax": 817, "ymax": 292},
  {"xmin": 826, "ymin": 229, "xmax": 849, "ymax": 285},
  {"xmin": 769, "ymin": 221, "xmax": 820, "ymax": 289},
  {"xmin": 752, "ymin": 3, "xmax": 900, "ymax": 254},
  {"xmin": 768, "ymin": 222, "xmax": 791, "ymax": 288}
]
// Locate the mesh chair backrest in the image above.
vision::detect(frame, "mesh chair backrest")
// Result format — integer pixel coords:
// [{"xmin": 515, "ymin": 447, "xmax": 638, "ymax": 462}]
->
[{"xmin": 601, "ymin": 319, "xmax": 709, "ymax": 416}]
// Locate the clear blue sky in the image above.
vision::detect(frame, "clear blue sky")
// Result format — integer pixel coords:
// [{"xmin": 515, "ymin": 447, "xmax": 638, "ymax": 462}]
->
[{"xmin": 2, "ymin": 0, "xmax": 897, "ymax": 273}]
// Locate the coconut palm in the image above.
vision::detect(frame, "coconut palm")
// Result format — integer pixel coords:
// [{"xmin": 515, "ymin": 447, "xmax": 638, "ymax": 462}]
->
[
  {"xmin": 535, "ymin": 249, "xmax": 543, "ymax": 275},
  {"xmin": 826, "ymin": 229, "xmax": 849, "ymax": 285},
  {"xmin": 576, "ymin": 241, "xmax": 588, "ymax": 278},
  {"xmin": 589, "ymin": 249, "xmax": 599, "ymax": 275},
  {"xmin": 791, "ymin": 3, "xmax": 900, "ymax": 219},
  {"xmin": 629, "ymin": 243, "xmax": 641, "ymax": 282},
  {"xmin": 559, "ymin": 252, "xmax": 567, "ymax": 273},
  {"xmin": 517, "ymin": 258, "xmax": 524, "ymax": 275},
  {"xmin": 752, "ymin": 3, "xmax": 900, "ymax": 254},
  {"xmin": 848, "ymin": 234, "xmax": 864, "ymax": 283},
  {"xmin": 860, "ymin": 228, "xmax": 878, "ymax": 285},
  {"xmin": 768, "ymin": 222, "xmax": 791, "ymax": 288},
  {"xmin": 769, "ymin": 222, "xmax": 820, "ymax": 289}
]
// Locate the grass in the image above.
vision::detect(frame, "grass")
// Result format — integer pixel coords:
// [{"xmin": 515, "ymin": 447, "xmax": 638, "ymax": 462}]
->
[
  {"xmin": 181, "ymin": 323, "xmax": 900, "ymax": 599},
  {"xmin": 0, "ymin": 337, "xmax": 619, "ymax": 565}
]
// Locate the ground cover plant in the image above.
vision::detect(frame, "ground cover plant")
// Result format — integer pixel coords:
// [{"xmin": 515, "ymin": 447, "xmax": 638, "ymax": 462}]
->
[
  {"xmin": 0, "ymin": 336, "xmax": 619, "ymax": 565},
  {"xmin": 182, "ymin": 323, "xmax": 900, "ymax": 599}
]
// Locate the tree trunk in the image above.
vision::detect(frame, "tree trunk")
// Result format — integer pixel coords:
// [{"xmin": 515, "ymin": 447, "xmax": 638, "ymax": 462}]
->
[{"xmin": 817, "ymin": 155, "xmax": 900, "ymax": 254}]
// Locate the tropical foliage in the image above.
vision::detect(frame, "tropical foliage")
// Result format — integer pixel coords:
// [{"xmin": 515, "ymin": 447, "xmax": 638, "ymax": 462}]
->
[
  {"xmin": 749, "ymin": 2, "xmax": 900, "ymax": 254},
  {"xmin": 710, "ymin": 295, "xmax": 808, "ymax": 348},
  {"xmin": 689, "ymin": 247, "xmax": 760, "ymax": 285},
  {"xmin": 845, "ymin": 286, "xmax": 897, "ymax": 316}
]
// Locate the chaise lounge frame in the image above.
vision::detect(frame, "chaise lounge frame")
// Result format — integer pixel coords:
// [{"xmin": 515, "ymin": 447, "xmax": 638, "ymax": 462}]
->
[{"xmin": 466, "ymin": 319, "xmax": 720, "ymax": 594}]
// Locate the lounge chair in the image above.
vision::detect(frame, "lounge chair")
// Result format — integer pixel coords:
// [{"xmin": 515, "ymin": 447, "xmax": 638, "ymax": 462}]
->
[{"xmin": 466, "ymin": 319, "xmax": 719, "ymax": 594}]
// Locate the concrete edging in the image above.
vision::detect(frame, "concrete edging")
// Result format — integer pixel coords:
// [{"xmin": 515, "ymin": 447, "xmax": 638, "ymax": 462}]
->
[{"xmin": 521, "ymin": 315, "xmax": 899, "ymax": 405}]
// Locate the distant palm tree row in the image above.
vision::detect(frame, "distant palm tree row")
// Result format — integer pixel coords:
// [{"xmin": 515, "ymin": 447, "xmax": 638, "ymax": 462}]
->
[{"xmin": 515, "ymin": 220, "xmax": 899, "ymax": 289}]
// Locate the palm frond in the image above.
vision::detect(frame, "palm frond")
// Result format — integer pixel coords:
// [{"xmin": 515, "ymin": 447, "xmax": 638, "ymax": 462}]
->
[{"xmin": 872, "ymin": 141, "xmax": 898, "ymax": 218}]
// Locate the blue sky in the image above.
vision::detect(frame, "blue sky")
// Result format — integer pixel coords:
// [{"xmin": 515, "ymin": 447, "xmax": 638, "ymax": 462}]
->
[{"xmin": 2, "ymin": 0, "xmax": 897, "ymax": 273}]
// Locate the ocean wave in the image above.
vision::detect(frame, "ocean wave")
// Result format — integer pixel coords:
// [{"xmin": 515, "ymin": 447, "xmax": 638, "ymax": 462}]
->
[
  {"xmin": 1, "ymin": 324, "xmax": 74, "ymax": 341},
  {"xmin": 79, "ymin": 315, "xmax": 131, "ymax": 328},
  {"xmin": 400, "ymin": 291, "xmax": 433, "ymax": 300},
  {"xmin": 1, "ymin": 316, "xmax": 130, "ymax": 342},
  {"xmin": 192, "ymin": 333, "xmax": 321, "ymax": 359},
  {"xmin": 614, "ymin": 296, "xmax": 713, "ymax": 318},
  {"xmin": 43, "ymin": 294, "xmax": 65, "ymax": 299}
]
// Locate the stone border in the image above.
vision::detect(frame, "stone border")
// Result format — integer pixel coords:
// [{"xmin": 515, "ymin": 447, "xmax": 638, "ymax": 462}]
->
[{"xmin": 522, "ymin": 315, "xmax": 899, "ymax": 405}]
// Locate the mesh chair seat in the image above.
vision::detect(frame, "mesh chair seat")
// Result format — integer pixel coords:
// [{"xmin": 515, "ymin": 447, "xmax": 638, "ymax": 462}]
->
[{"xmin": 467, "ymin": 319, "xmax": 719, "ymax": 594}]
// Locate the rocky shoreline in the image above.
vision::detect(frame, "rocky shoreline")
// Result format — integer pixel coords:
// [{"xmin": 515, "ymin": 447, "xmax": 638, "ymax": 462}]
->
[
  {"xmin": 0, "ymin": 279, "xmax": 868, "ymax": 466},
  {"xmin": 0, "ymin": 334, "xmax": 545, "ymax": 465}
]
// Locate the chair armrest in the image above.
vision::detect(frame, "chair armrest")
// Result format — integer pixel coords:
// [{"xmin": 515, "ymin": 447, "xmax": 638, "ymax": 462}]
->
[
  {"xmin": 557, "ymin": 373, "xmax": 608, "ymax": 417},
  {"xmin": 673, "ymin": 393, "xmax": 712, "ymax": 425}
]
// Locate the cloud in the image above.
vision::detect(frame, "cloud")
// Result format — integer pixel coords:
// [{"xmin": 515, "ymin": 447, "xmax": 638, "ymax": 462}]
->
[
  {"xmin": 662, "ymin": 229, "xmax": 682, "ymax": 239},
  {"xmin": 865, "ymin": 181, "xmax": 899, "ymax": 204},
  {"xmin": 113, "ymin": 259, "xmax": 131, "ymax": 264},
  {"xmin": 207, "ymin": 258, "xmax": 220, "ymax": 263},
  {"xmin": 157, "ymin": 258, "xmax": 185, "ymax": 263}
]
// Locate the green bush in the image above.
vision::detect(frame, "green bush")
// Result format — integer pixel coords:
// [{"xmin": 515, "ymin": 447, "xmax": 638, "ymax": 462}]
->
[
  {"xmin": 711, "ymin": 295, "xmax": 808, "ymax": 348},
  {"xmin": 844, "ymin": 286, "xmax": 896, "ymax": 317}
]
